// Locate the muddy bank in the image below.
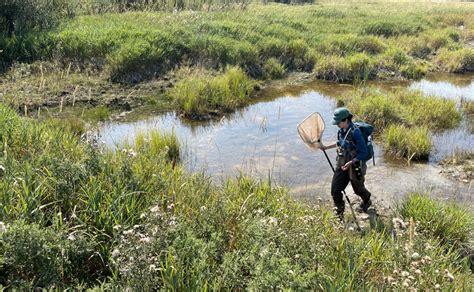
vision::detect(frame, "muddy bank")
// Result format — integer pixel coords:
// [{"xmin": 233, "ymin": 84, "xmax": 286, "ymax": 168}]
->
[
  {"xmin": 439, "ymin": 153, "xmax": 474, "ymax": 185},
  {"xmin": 1, "ymin": 60, "xmax": 473, "ymax": 123},
  {"xmin": 0, "ymin": 62, "xmax": 177, "ymax": 117}
]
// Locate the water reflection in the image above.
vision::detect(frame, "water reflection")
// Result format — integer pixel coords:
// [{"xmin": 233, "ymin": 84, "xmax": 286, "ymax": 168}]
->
[{"xmin": 98, "ymin": 73, "xmax": 474, "ymax": 207}]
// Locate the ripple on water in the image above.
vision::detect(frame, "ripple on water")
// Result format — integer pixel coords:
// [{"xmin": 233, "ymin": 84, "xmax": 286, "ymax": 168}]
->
[{"xmin": 98, "ymin": 74, "xmax": 474, "ymax": 207}]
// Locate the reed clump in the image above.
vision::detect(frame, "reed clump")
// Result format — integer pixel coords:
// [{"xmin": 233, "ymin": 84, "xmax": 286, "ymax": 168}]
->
[
  {"xmin": 169, "ymin": 66, "xmax": 257, "ymax": 118},
  {"xmin": 383, "ymin": 124, "xmax": 431, "ymax": 161},
  {"xmin": 344, "ymin": 88, "xmax": 461, "ymax": 131},
  {"xmin": 398, "ymin": 193, "xmax": 473, "ymax": 250}
]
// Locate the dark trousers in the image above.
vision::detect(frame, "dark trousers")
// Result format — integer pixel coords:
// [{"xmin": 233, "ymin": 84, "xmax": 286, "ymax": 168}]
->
[{"xmin": 331, "ymin": 168, "xmax": 371, "ymax": 212}]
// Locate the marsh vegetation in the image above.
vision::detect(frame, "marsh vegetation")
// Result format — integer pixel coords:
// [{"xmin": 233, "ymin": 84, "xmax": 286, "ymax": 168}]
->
[{"xmin": 1, "ymin": 0, "xmax": 473, "ymax": 289}]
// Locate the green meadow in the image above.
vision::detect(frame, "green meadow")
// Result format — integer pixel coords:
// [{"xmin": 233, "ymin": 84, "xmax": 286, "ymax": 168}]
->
[
  {"xmin": 1, "ymin": 1, "xmax": 474, "ymax": 289},
  {"xmin": 1, "ymin": 2, "xmax": 474, "ymax": 117}
]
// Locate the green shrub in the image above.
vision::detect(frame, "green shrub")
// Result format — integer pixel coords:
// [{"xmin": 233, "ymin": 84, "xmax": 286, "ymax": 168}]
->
[
  {"xmin": 170, "ymin": 67, "xmax": 256, "ymax": 118},
  {"xmin": 1, "ymin": 223, "xmax": 63, "ymax": 287},
  {"xmin": 383, "ymin": 124, "xmax": 431, "ymax": 161},
  {"xmin": 398, "ymin": 194, "xmax": 473, "ymax": 249},
  {"xmin": 318, "ymin": 34, "xmax": 387, "ymax": 56},
  {"xmin": 406, "ymin": 37, "xmax": 433, "ymax": 59},
  {"xmin": 257, "ymin": 37, "xmax": 287, "ymax": 60},
  {"xmin": 313, "ymin": 55, "xmax": 350, "ymax": 81},
  {"xmin": 263, "ymin": 58, "xmax": 285, "ymax": 79},
  {"xmin": 314, "ymin": 53, "xmax": 375, "ymax": 82},
  {"xmin": 347, "ymin": 53, "xmax": 375, "ymax": 81},
  {"xmin": 344, "ymin": 88, "xmax": 460, "ymax": 131},
  {"xmin": 376, "ymin": 47, "xmax": 411, "ymax": 77},
  {"xmin": 400, "ymin": 60, "xmax": 427, "ymax": 79},
  {"xmin": 83, "ymin": 106, "xmax": 110, "ymax": 122},
  {"xmin": 436, "ymin": 48, "xmax": 474, "ymax": 73},
  {"xmin": 0, "ymin": 222, "xmax": 105, "ymax": 288},
  {"xmin": 134, "ymin": 130, "xmax": 180, "ymax": 162},
  {"xmin": 107, "ymin": 39, "xmax": 165, "ymax": 83},
  {"xmin": 344, "ymin": 88, "xmax": 402, "ymax": 129},
  {"xmin": 283, "ymin": 39, "xmax": 309, "ymax": 70},
  {"xmin": 401, "ymin": 91, "xmax": 461, "ymax": 129},
  {"xmin": 0, "ymin": 0, "xmax": 71, "ymax": 36},
  {"xmin": 363, "ymin": 20, "xmax": 425, "ymax": 37}
]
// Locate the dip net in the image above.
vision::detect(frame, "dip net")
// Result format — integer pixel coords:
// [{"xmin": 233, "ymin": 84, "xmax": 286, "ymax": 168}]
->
[{"xmin": 297, "ymin": 112, "xmax": 325, "ymax": 150}]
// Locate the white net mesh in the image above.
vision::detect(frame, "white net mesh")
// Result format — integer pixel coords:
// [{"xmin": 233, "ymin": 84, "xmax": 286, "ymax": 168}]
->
[{"xmin": 297, "ymin": 112, "xmax": 325, "ymax": 150}]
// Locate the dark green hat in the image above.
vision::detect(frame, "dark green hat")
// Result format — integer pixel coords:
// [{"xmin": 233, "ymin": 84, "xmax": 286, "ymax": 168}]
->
[{"xmin": 331, "ymin": 107, "xmax": 351, "ymax": 125}]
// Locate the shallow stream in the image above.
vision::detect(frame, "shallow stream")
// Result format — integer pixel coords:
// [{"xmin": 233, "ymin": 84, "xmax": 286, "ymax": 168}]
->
[{"xmin": 98, "ymin": 73, "xmax": 474, "ymax": 209}]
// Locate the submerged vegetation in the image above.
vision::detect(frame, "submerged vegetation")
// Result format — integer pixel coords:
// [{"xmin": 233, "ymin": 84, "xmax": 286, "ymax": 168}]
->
[{"xmin": 0, "ymin": 105, "xmax": 472, "ymax": 289}]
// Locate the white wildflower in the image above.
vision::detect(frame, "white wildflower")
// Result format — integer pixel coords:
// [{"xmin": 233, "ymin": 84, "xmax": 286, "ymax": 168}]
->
[
  {"xmin": 140, "ymin": 237, "xmax": 151, "ymax": 243},
  {"xmin": 403, "ymin": 279, "xmax": 411, "ymax": 287},
  {"xmin": 113, "ymin": 225, "xmax": 122, "ymax": 230},
  {"xmin": 123, "ymin": 229, "xmax": 134, "ymax": 235},
  {"xmin": 111, "ymin": 248, "xmax": 120, "ymax": 258},
  {"xmin": 401, "ymin": 271, "xmax": 410, "ymax": 277},
  {"xmin": 150, "ymin": 205, "xmax": 160, "ymax": 213},
  {"xmin": 411, "ymin": 252, "xmax": 420, "ymax": 260},
  {"xmin": 149, "ymin": 264, "xmax": 157, "ymax": 272},
  {"xmin": 0, "ymin": 222, "xmax": 6, "ymax": 233},
  {"xmin": 444, "ymin": 269, "xmax": 454, "ymax": 282},
  {"xmin": 67, "ymin": 233, "xmax": 76, "ymax": 241},
  {"xmin": 200, "ymin": 206, "xmax": 207, "ymax": 212},
  {"xmin": 392, "ymin": 217, "xmax": 407, "ymax": 229}
]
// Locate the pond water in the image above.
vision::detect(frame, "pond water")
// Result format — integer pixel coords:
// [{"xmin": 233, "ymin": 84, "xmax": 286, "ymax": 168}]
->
[{"xmin": 97, "ymin": 73, "xmax": 474, "ymax": 209}]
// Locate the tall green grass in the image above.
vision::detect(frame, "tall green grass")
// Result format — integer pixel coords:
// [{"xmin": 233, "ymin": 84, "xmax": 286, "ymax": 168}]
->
[
  {"xmin": 2, "ymin": 3, "xmax": 474, "ymax": 81},
  {"xmin": 0, "ymin": 104, "xmax": 473, "ymax": 289},
  {"xmin": 344, "ymin": 88, "xmax": 461, "ymax": 131},
  {"xmin": 169, "ymin": 66, "xmax": 257, "ymax": 118},
  {"xmin": 436, "ymin": 48, "xmax": 474, "ymax": 73},
  {"xmin": 398, "ymin": 193, "xmax": 473, "ymax": 250},
  {"xmin": 383, "ymin": 124, "xmax": 431, "ymax": 161}
]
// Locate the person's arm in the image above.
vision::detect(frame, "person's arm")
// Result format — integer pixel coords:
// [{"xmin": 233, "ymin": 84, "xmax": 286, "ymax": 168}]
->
[{"xmin": 320, "ymin": 143, "xmax": 337, "ymax": 151}]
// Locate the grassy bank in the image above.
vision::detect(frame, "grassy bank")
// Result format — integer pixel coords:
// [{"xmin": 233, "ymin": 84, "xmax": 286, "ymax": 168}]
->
[
  {"xmin": 1, "ymin": 3, "xmax": 474, "ymax": 119},
  {"xmin": 339, "ymin": 87, "xmax": 462, "ymax": 161},
  {"xmin": 8, "ymin": 3, "xmax": 472, "ymax": 83},
  {"xmin": 0, "ymin": 3, "xmax": 473, "ymax": 123},
  {"xmin": 0, "ymin": 103, "xmax": 473, "ymax": 289}
]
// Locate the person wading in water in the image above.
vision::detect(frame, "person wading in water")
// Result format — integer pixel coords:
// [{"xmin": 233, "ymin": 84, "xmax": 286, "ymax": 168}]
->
[{"xmin": 319, "ymin": 107, "xmax": 372, "ymax": 219}]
